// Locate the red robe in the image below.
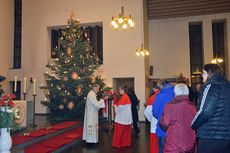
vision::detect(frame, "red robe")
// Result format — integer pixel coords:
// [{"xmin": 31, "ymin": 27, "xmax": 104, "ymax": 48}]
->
[
  {"xmin": 145, "ymin": 90, "xmax": 160, "ymax": 153},
  {"xmin": 112, "ymin": 93, "xmax": 132, "ymax": 148}
]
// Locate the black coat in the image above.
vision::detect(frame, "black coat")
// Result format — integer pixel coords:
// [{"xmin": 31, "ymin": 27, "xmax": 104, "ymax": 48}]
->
[
  {"xmin": 127, "ymin": 91, "xmax": 139, "ymax": 123},
  {"xmin": 191, "ymin": 75, "xmax": 230, "ymax": 141}
]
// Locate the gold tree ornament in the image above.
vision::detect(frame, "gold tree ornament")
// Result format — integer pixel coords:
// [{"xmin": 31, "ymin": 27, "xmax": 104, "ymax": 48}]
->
[
  {"xmin": 59, "ymin": 105, "xmax": 64, "ymax": 110},
  {"xmin": 64, "ymin": 77, "xmax": 68, "ymax": 81},
  {"xmin": 96, "ymin": 56, "xmax": 100, "ymax": 63},
  {"xmin": 91, "ymin": 76, "xmax": 96, "ymax": 83},
  {"xmin": 97, "ymin": 68, "xmax": 104, "ymax": 75},
  {"xmin": 71, "ymin": 72, "xmax": 78, "ymax": 80},
  {"xmin": 67, "ymin": 102, "xmax": 74, "ymax": 110},
  {"xmin": 67, "ymin": 48, "xmax": 72, "ymax": 55},
  {"xmin": 62, "ymin": 31, "xmax": 65, "ymax": 36},
  {"xmin": 84, "ymin": 32, "xmax": 88, "ymax": 38},
  {"xmin": 45, "ymin": 89, "xmax": 50, "ymax": 95},
  {"xmin": 70, "ymin": 12, "xmax": 75, "ymax": 20},
  {"xmin": 86, "ymin": 54, "xmax": 89, "ymax": 59},
  {"xmin": 56, "ymin": 85, "xmax": 61, "ymax": 90},
  {"xmin": 73, "ymin": 40, "xmax": 76, "ymax": 47},
  {"xmin": 73, "ymin": 28, "xmax": 76, "ymax": 32},
  {"xmin": 80, "ymin": 54, "xmax": 83, "ymax": 58},
  {"xmin": 76, "ymin": 85, "xmax": 82, "ymax": 95}
]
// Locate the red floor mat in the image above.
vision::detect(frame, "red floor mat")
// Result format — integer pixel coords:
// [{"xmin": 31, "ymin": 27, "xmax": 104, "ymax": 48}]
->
[
  {"xmin": 12, "ymin": 121, "xmax": 81, "ymax": 146},
  {"xmin": 24, "ymin": 127, "xmax": 83, "ymax": 153}
]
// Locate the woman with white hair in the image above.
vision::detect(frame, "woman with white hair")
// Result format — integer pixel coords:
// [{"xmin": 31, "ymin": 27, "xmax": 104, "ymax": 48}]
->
[{"xmin": 159, "ymin": 83, "xmax": 197, "ymax": 153}]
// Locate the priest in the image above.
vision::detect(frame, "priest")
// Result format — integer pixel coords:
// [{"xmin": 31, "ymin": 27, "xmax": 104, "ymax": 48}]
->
[
  {"xmin": 83, "ymin": 84, "xmax": 108, "ymax": 147},
  {"xmin": 112, "ymin": 87, "xmax": 133, "ymax": 148}
]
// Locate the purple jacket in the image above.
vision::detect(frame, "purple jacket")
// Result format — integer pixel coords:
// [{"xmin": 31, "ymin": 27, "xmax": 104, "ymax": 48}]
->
[{"xmin": 160, "ymin": 96, "xmax": 197, "ymax": 153}]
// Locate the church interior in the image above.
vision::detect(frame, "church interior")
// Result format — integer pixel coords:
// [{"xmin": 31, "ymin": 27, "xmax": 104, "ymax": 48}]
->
[{"xmin": 0, "ymin": 0, "xmax": 230, "ymax": 153}]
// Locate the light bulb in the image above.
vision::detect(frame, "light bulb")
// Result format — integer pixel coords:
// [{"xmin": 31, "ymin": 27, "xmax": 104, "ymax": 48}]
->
[
  {"xmin": 145, "ymin": 50, "xmax": 149, "ymax": 55},
  {"xmin": 211, "ymin": 59, "xmax": 217, "ymax": 64},
  {"xmin": 113, "ymin": 23, "xmax": 119, "ymax": 29},
  {"xmin": 218, "ymin": 58, "xmax": 223, "ymax": 63},
  {"xmin": 130, "ymin": 22, "xmax": 134, "ymax": 28},
  {"xmin": 111, "ymin": 20, "xmax": 116, "ymax": 26},
  {"xmin": 122, "ymin": 23, "xmax": 127, "ymax": 30},
  {"xmin": 128, "ymin": 19, "xmax": 133, "ymax": 25},
  {"xmin": 118, "ymin": 18, "xmax": 123, "ymax": 24},
  {"xmin": 136, "ymin": 51, "xmax": 140, "ymax": 56},
  {"xmin": 140, "ymin": 51, "xmax": 145, "ymax": 56}
]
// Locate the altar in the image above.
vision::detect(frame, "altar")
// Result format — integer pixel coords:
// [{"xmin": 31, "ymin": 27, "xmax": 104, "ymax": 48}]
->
[{"xmin": 13, "ymin": 100, "xmax": 34, "ymax": 127}]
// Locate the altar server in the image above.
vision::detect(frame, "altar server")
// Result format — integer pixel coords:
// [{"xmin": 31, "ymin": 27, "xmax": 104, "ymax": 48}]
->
[{"xmin": 112, "ymin": 87, "xmax": 133, "ymax": 148}]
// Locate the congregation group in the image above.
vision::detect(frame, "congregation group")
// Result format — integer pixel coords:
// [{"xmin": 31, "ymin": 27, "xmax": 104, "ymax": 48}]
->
[{"xmin": 82, "ymin": 63, "xmax": 230, "ymax": 153}]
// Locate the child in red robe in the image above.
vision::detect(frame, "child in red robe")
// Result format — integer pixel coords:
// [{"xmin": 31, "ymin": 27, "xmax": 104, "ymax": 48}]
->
[
  {"xmin": 144, "ymin": 82, "xmax": 160, "ymax": 153},
  {"xmin": 112, "ymin": 87, "xmax": 133, "ymax": 148}
]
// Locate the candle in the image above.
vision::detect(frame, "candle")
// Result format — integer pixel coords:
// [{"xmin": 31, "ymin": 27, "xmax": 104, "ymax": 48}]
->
[
  {"xmin": 14, "ymin": 76, "xmax": 17, "ymax": 92},
  {"xmin": 24, "ymin": 77, "xmax": 27, "ymax": 93},
  {"xmin": 33, "ymin": 79, "xmax": 36, "ymax": 95}
]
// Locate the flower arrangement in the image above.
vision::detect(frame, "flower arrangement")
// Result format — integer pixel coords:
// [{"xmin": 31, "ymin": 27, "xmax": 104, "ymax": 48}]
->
[
  {"xmin": 103, "ymin": 91, "xmax": 114, "ymax": 100},
  {"xmin": 102, "ymin": 91, "xmax": 122, "ymax": 101},
  {"xmin": 0, "ymin": 94, "xmax": 19, "ymax": 130}
]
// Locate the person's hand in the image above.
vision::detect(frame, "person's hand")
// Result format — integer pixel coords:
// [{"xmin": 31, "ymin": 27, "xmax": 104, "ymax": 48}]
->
[{"xmin": 104, "ymin": 96, "xmax": 108, "ymax": 100}]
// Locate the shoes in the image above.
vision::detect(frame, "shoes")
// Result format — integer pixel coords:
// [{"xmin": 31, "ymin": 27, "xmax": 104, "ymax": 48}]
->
[
  {"xmin": 87, "ymin": 143, "xmax": 98, "ymax": 148},
  {"xmin": 135, "ymin": 128, "xmax": 140, "ymax": 134}
]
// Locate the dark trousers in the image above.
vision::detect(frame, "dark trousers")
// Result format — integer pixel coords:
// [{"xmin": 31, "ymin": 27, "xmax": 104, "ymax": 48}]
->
[
  {"xmin": 198, "ymin": 138, "xmax": 230, "ymax": 153},
  {"xmin": 158, "ymin": 136, "xmax": 166, "ymax": 153},
  {"xmin": 133, "ymin": 121, "xmax": 139, "ymax": 132}
]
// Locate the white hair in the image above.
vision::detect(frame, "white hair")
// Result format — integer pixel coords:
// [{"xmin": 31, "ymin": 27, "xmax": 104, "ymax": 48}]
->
[{"xmin": 174, "ymin": 83, "xmax": 189, "ymax": 97}]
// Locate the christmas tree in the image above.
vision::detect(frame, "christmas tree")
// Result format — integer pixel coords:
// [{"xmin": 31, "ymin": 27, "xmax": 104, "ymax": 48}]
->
[{"xmin": 41, "ymin": 13, "xmax": 110, "ymax": 121}]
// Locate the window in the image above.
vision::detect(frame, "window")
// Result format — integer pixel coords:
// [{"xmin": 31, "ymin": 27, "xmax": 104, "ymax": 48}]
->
[
  {"xmin": 189, "ymin": 23, "xmax": 204, "ymax": 89},
  {"xmin": 51, "ymin": 25, "xmax": 103, "ymax": 64},
  {"xmin": 13, "ymin": 0, "xmax": 22, "ymax": 68},
  {"xmin": 212, "ymin": 21, "xmax": 227, "ymax": 75}
]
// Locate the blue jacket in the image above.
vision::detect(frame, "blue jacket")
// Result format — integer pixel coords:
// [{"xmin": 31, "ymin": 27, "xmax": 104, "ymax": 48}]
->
[
  {"xmin": 152, "ymin": 83, "xmax": 175, "ymax": 137},
  {"xmin": 191, "ymin": 75, "xmax": 230, "ymax": 140}
]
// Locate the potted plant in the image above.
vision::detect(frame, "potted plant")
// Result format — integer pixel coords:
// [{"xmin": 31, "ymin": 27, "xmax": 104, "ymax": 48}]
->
[{"xmin": 0, "ymin": 94, "xmax": 19, "ymax": 153}]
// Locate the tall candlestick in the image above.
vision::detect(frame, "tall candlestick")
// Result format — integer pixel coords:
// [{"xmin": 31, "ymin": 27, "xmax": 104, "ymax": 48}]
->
[
  {"xmin": 14, "ymin": 76, "xmax": 17, "ymax": 92},
  {"xmin": 24, "ymin": 77, "xmax": 27, "ymax": 93},
  {"xmin": 33, "ymin": 79, "xmax": 36, "ymax": 95}
]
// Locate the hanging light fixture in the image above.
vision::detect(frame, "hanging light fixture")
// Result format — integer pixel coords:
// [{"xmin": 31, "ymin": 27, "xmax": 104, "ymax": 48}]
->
[
  {"xmin": 136, "ymin": 44, "xmax": 149, "ymax": 56},
  {"xmin": 111, "ymin": 6, "xmax": 135, "ymax": 31},
  {"xmin": 211, "ymin": 58, "xmax": 223, "ymax": 64}
]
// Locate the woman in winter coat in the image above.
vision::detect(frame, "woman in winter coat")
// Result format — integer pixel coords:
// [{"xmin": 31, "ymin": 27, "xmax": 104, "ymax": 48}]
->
[
  {"xmin": 160, "ymin": 83, "xmax": 197, "ymax": 153},
  {"xmin": 191, "ymin": 63, "xmax": 230, "ymax": 153}
]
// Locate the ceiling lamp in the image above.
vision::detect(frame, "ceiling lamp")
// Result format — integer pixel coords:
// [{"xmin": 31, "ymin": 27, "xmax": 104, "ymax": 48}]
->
[
  {"xmin": 136, "ymin": 44, "xmax": 149, "ymax": 56},
  {"xmin": 211, "ymin": 58, "xmax": 223, "ymax": 64},
  {"xmin": 111, "ymin": 6, "xmax": 134, "ymax": 31}
]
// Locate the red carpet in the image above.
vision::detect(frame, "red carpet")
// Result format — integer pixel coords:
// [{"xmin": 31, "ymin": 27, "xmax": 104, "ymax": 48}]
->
[
  {"xmin": 24, "ymin": 127, "xmax": 83, "ymax": 153},
  {"xmin": 12, "ymin": 121, "xmax": 81, "ymax": 146}
]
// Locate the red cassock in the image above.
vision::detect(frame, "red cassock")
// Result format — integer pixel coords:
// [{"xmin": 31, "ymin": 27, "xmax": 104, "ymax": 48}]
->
[
  {"xmin": 112, "ymin": 93, "xmax": 132, "ymax": 148},
  {"xmin": 145, "ymin": 90, "xmax": 160, "ymax": 153}
]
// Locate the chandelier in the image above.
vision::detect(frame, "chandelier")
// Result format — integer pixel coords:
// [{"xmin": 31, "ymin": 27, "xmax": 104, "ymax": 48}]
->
[
  {"xmin": 136, "ymin": 44, "xmax": 149, "ymax": 56},
  {"xmin": 211, "ymin": 58, "xmax": 223, "ymax": 64},
  {"xmin": 111, "ymin": 6, "xmax": 134, "ymax": 31}
]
